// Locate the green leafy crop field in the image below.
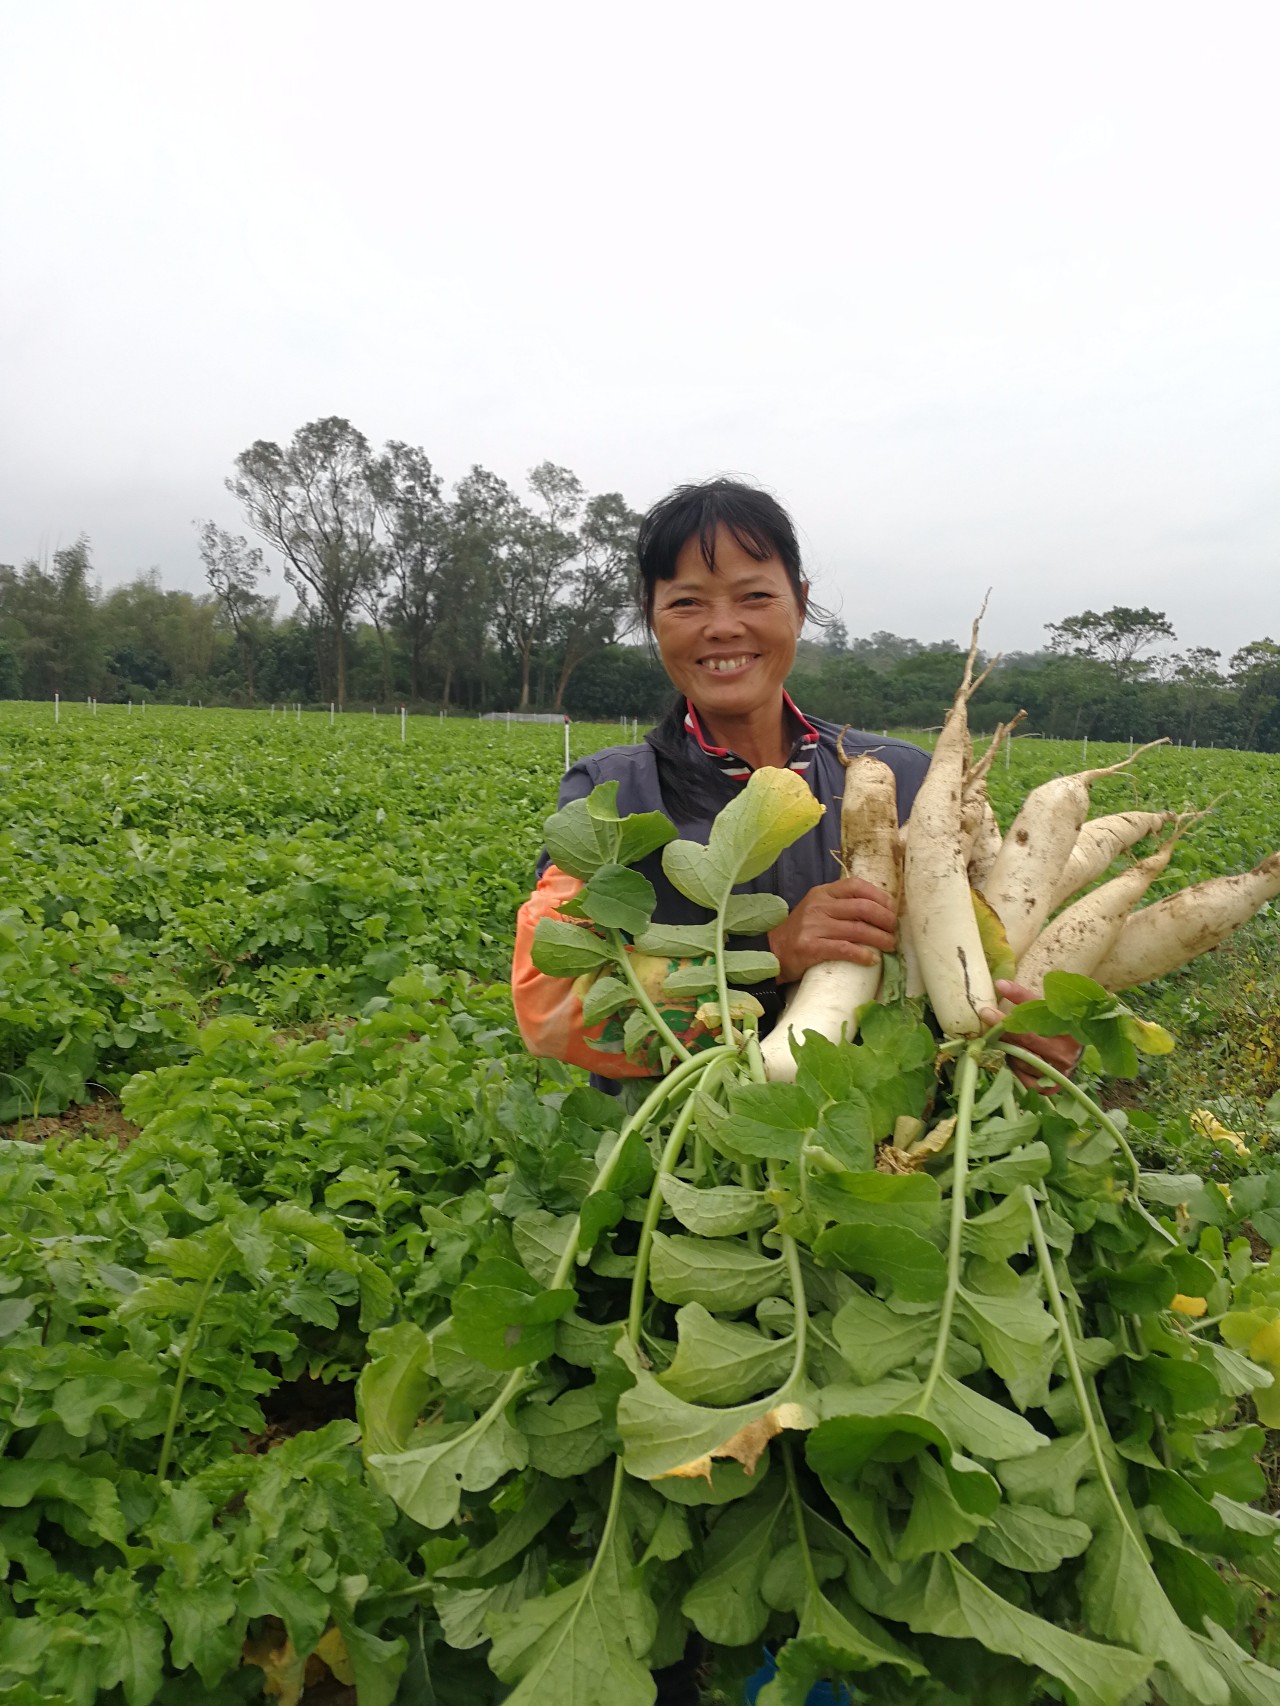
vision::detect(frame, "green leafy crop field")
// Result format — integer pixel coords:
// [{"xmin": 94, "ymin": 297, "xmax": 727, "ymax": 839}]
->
[{"xmin": 1, "ymin": 703, "xmax": 1278, "ymax": 1704}]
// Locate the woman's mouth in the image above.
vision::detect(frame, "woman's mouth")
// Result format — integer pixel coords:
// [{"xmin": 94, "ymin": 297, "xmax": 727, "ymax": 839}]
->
[{"xmin": 698, "ymin": 654, "xmax": 758, "ymax": 675}]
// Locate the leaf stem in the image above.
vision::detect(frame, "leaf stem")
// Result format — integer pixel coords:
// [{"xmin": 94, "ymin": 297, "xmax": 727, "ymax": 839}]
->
[
  {"xmin": 607, "ymin": 928, "xmax": 693, "ymax": 1063},
  {"xmin": 782, "ymin": 1436, "xmax": 819, "ymax": 1594},
  {"xmin": 767, "ymin": 1158, "xmax": 810, "ymax": 1389},
  {"xmin": 917, "ymin": 1046, "xmax": 978, "ymax": 1416},
  {"xmin": 713, "ymin": 901, "xmax": 734, "ymax": 1047},
  {"xmin": 1026, "ymin": 1189, "xmax": 1144, "ymax": 1549},
  {"xmin": 626, "ymin": 1075, "xmax": 712, "ymax": 1344},
  {"xmin": 996, "ymin": 1042, "xmax": 1178, "ymax": 1247},
  {"xmin": 157, "ymin": 1250, "xmax": 230, "ymax": 1483},
  {"xmin": 746, "ymin": 1033, "xmax": 767, "ymax": 1086}
]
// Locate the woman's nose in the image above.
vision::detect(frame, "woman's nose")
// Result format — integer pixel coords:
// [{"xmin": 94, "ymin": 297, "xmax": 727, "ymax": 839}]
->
[{"xmin": 702, "ymin": 601, "xmax": 747, "ymax": 638}]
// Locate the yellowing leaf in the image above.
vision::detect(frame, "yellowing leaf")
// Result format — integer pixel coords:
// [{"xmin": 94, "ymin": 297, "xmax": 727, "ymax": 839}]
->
[
  {"xmin": 661, "ymin": 1402, "xmax": 809, "ymax": 1483},
  {"xmin": 665, "ymin": 768, "xmax": 824, "ymax": 906},
  {"xmin": 313, "ymin": 1626, "xmax": 355, "ymax": 1685},
  {"xmin": 735, "ymin": 768, "xmax": 826, "ymax": 878},
  {"xmin": 878, "ymin": 1116, "xmax": 955, "ymax": 1174},
  {"xmin": 694, "ymin": 993, "xmax": 765, "ymax": 1032},
  {"xmin": 1250, "ymin": 1318, "xmax": 1280, "ymax": 1367},
  {"xmin": 242, "ymin": 1632, "xmax": 307, "ymax": 1706},
  {"xmin": 971, "ymin": 889, "xmax": 1017, "ymax": 982},
  {"xmin": 1170, "ymin": 1294, "xmax": 1208, "ymax": 1318},
  {"xmin": 1190, "ymin": 1110, "xmax": 1250, "ymax": 1156},
  {"xmin": 1120, "ymin": 1014, "xmax": 1176, "ymax": 1056}
]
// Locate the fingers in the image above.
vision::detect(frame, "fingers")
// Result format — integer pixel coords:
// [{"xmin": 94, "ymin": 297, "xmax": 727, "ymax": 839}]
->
[
  {"xmin": 818, "ymin": 898, "xmax": 898, "ymax": 931},
  {"xmin": 825, "ymin": 877, "xmax": 896, "ymax": 910},
  {"xmin": 994, "ymin": 979, "xmax": 1036, "ymax": 1006},
  {"xmin": 811, "ymin": 940, "xmax": 882, "ymax": 966}
]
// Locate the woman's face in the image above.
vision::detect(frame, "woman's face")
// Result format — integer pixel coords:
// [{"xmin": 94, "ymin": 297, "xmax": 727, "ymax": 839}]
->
[{"xmin": 650, "ymin": 525, "xmax": 806, "ymax": 723}]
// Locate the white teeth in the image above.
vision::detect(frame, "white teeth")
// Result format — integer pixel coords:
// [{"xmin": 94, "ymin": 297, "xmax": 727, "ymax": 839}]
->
[{"xmin": 702, "ymin": 656, "xmax": 753, "ymax": 672}]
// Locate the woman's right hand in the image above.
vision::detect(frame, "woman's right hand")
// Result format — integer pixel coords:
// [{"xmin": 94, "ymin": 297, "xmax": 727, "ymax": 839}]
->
[{"xmin": 767, "ymin": 877, "xmax": 899, "ymax": 987}]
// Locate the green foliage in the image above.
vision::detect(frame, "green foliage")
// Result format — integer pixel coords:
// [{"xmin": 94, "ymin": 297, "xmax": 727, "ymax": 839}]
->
[
  {"xmin": 2, "ymin": 708, "xmax": 1280, "ymax": 1703},
  {"xmin": 372, "ymin": 779, "xmax": 1280, "ymax": 1704}
]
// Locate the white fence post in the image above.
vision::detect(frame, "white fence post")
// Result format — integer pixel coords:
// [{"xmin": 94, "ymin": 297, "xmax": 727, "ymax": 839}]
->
[{"xmin": 400, "ymin": 705, "xmax": 407, "ymax": 744}]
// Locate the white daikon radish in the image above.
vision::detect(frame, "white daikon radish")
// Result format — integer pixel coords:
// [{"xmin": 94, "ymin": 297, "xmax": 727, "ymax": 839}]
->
[
  {"xmin": 897, "ymin": 906, "xmax": 926, "ymax": 998},
  {"xmin": 902, "ymin": 613, "xmax": 998, "ymax": 1037},
  {"xmin": 1014, "ymin": 835, "xmax": 1181, "ymax": 997},
  {"xmin": 960, "ymin": 714, "xmax": 1022, "ymax": 888},
  {"xmin": 966, "ymin": 799, "xmax": 1004, "ymax": 892},
  {"xmin": 1093, "ymin": 852, "xmax": 1280, "ymax": 991},
  {"xmin": 980, "ymin": 741, "xmax": 1168, "ymax": 960},
  {"xmin": 760, "ymin": 750, "xmax": 900, "ymax": 1081},
  {"xmin": 1047, "ymin": 810, "xmax": 1179, "ymax": 912}
]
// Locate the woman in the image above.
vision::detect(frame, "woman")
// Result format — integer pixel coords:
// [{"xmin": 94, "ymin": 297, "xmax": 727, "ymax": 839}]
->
[
  {"xmin": 512, "ymin": 477, "xmax": 1075, "ymax": 1085},
  {"xmin": 512, "ymin": 480, "xmax": 1074, "ymax": 1703}
]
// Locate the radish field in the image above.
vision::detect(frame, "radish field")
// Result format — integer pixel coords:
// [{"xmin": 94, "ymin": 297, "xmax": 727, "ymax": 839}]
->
[{"xmin": 2, "ymin": 701, "xmax": 1280, "ymax": 1705}]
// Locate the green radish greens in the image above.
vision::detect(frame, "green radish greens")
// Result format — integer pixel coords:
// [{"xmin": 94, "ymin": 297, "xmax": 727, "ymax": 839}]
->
[{"xmin": 361, "ymin": 662, "xmax": 1280, "ymax": 1705}]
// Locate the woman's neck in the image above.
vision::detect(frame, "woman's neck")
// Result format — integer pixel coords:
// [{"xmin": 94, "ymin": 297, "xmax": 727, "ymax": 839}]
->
[{"xmin": 691, "ymin": 698, "xmax": 792, "ymax": 772}]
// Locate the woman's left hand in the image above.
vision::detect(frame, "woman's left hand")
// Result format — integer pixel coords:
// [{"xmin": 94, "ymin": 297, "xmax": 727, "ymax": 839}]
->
[{"xmin": 980, "ymin": 979, "xmax": 1083, "ymax": 1092}]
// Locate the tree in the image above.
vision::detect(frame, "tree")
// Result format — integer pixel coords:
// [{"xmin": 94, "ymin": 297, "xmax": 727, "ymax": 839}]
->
[
  {"xmin": 0, "ymin": 540, "xmax": 104, "ymax": 697},
  {"xmin": 195, "ymin": 522, "xmax": 269, "ymax": 702},
  {"xmin": 102, "ymin": 574, "xmax": 220, "ymax": 697},
  {"xmin": 551, "ymin": 491, "xmax": 640, "ymax": 708},
  {"xmin": 1045, "ymin": 606, "xmax": 1177, "ymax": 678},
  {"xmin": 369, "ymin": 441, "xmax": 448, "ymax": 700},
  {"xmin": 455, "ymin": 463, "xmax": 582, "ymax": 711},
  {"xmin": 515, "ymin": 463, "xmax": 584, "ymax": 709},
  {"xmin": 228, "ymin": 417, "xmax": 383, "ymax": 706},
  {"xmin": 1171, "ymin": 645, "xmax": 1223, "ymax": 745},
  {"xmin": 0, "ymin": 630, "xmax": 21, "ymax": 698},
  {"xmin": 1230, "ymin": 639, "xmax": 1280, "ymax": 751}
]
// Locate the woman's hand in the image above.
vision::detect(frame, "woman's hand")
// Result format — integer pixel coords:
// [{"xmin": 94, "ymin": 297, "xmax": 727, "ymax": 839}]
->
[
  {"xmin": 982, "ymin": 978, "xmax": 1083, "ymax": 1092},
  {"xmin": 767, "ymin": 877, "xmax": 898, "ymax": 987}
]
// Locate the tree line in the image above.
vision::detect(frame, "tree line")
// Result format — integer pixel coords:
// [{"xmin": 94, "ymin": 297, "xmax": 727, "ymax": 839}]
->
[
  {"xmin": 0, "ymin": 418, "xmax": 641, "ymax": 715},
  {"xmin": 2, "ymin": 418, "xmax": 1278, "ymax": 749}
]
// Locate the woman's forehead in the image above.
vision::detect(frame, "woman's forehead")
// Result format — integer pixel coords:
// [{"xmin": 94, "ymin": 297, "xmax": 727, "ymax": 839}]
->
[{"xmin": 666, "ymin": 532, "xmax": 788, "ymax": 589}]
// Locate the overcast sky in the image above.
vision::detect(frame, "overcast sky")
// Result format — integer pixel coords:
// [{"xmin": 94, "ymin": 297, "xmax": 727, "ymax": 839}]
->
[{"xmin": 2, "ymin": 1, "xmax": 1277, "ymax": 660}]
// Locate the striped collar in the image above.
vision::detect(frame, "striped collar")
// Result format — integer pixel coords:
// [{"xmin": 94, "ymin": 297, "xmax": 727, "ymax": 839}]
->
[{"xmin": 682, "ymin": 694, "xmax": 821, "ymax": 782}]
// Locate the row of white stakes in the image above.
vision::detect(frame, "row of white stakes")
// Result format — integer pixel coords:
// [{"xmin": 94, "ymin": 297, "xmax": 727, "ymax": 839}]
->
[
  {"xmin": 53, "ymin": 696, "xmax": 573, "ymax": 758},
  {"xmin": 42, "ymin": 705, "xmax": 1216, "ymax": 766}
]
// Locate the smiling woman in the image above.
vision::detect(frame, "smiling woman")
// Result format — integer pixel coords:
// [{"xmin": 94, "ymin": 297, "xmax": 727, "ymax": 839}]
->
[{"xmin": 511, "ymin": 479, "xmax": 932, "ymax": 1085}]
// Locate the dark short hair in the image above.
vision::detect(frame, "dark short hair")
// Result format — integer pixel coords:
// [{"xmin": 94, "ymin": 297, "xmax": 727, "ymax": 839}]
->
[{"xmin": 634, "ymin": 478, "xmax": 807, "ymax": 627}]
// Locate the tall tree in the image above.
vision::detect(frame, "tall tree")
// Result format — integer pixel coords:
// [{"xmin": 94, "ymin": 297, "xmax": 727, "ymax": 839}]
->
[
  {"xmin": 227, "ymin": 417, "xmax": 383, "ymax": 706},
  {"xmin": 195, "ymin": 522, "xmax": 269, "ymax": 702},
  {"xmin": 369, "ymin": 441, "xmax": 448, "ymax": 700},
  {"xmin": 551, "ymin": 491, "xmax": 640, "ymax": 708},
  {"xmin": 1045, "ymin": 606, "xmax": 1177, "ymax": 678},
  {"xmin": 484, "ymin": 463, "xmax": 583, "ymax": 709}
]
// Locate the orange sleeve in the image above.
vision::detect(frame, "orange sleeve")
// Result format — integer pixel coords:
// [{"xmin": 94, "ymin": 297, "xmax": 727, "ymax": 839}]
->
[{"xmin": 511, "ymin": 864, "xmax": 719, "ymax": 1077}]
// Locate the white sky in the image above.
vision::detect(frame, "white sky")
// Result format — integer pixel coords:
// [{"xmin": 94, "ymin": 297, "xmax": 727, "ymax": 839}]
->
[{"xmin": 2, "ymin": 0, "xmax": 1277, "ymax": 660}]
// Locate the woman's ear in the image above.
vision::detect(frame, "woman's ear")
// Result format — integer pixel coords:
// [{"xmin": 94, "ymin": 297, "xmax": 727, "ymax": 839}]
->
[{"xmin": 796, "ymin": 580, "xmax": 810, "ymax": 630}]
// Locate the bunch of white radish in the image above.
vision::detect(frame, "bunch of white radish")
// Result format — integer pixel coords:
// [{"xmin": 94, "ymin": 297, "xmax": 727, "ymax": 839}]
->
[{"xmin": 762, "ymin": 611, "xmax": 1280, "ymax": 1078}]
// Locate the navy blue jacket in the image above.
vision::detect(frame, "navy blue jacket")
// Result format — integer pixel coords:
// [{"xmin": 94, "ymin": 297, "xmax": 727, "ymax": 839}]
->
[{"xmin": 528, "ymin": 704, "xmax": 929, "ymax": 1054}]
